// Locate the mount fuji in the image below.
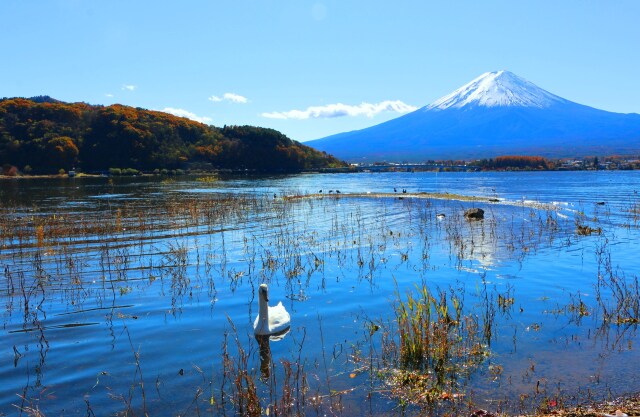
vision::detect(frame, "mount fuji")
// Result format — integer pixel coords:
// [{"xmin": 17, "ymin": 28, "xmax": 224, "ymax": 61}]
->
[{"xmin": 306, "ymin": 71, "xmax": 640, "ymax": 161}]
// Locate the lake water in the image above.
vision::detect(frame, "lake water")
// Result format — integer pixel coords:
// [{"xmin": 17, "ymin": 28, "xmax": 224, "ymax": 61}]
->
[{"xmin": 2, "ymin": 171, "xmax": 640, "ymax": 416}]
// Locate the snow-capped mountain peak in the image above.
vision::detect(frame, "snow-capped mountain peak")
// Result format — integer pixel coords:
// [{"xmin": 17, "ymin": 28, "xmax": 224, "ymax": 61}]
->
[
  {"xmin": 308, "ymin": 70, "xmax": 640, "ymax": 161},
  {"xmin": 426, "ymin": 70, "xmax": 568, "ymax": 110}
]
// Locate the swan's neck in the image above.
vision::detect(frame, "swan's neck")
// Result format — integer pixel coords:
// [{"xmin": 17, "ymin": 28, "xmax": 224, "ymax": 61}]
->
[{"xmin": 258, "ymin": 296, "xmax": 269, "ymax": 328}]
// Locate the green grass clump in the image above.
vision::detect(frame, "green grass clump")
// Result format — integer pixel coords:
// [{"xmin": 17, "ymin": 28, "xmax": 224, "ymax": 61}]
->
[{"xmin": 382, "ymin": 282, "xmax": 490, "ymax": 406}]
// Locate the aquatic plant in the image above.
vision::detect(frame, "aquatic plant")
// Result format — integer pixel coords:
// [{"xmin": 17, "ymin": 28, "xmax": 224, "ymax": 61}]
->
[
  {"xmin": 377, "ymin": 281, "xmax": 489, "ymax": 407},
  {"xmin": 595, "ymin": 240, "xmax": 640, "ymax": 325}
]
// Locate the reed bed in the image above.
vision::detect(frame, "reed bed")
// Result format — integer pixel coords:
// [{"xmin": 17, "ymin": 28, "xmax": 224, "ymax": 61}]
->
[
  {"xmin": 3, "ymin": 189, "xmax": 640, "ymax": 416},
  {"xmin": 378, "ymin": 282, "xmax": 488, "ymax": 407}
]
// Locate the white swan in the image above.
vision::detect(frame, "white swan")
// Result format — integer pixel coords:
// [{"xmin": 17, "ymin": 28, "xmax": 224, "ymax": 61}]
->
[
  {"xmin": 254, "ymin": 284, "xmax": 291, "ymax": 337},
  {"xmin": 602, "ymin": 411, "xmax": 628, "ymax": 417}
]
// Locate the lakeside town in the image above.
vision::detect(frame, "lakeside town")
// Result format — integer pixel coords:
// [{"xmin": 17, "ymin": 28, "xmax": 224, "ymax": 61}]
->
[{"xmin": 345, "ymin": 155, "xmax": 640, "ymax": 172}]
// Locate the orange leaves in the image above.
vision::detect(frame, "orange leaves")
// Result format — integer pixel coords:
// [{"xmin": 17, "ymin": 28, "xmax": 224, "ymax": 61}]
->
[
  {"xmin": 1, "ymin": 96, "xmax": 343, "ymax": 174},
  {"xmin": 44, "ymin": 136, "xmax": 80, "ymax": 171}
]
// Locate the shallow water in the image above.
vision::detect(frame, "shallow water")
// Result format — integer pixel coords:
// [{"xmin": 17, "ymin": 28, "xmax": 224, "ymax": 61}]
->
[{"xmin": 2, "ymin": 171, "xmax": 640, "ymax": 415}]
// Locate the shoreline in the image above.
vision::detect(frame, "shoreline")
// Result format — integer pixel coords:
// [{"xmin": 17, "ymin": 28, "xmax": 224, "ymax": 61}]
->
[
  {"xmin": 516, "ymin": 392, "xmax": 640, "ymax": 416},
  {"xmin": 0, "ymin": 173, "xmax": 103, "ymax": 180},
  {"xmin": 2, "ymin": 168, "xmax": 638, "ymax": 181}
]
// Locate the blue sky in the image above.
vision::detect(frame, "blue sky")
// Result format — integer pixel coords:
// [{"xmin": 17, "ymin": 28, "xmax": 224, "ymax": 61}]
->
[{"xmin": 2, "ymin": 1, "xmax": 639, "ymax": 142}]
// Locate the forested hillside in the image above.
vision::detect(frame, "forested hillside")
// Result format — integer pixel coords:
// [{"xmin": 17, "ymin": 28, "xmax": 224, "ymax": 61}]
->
[{"xmin": 0, "ymin": 97, "xmax": 344, "ymax": 174}]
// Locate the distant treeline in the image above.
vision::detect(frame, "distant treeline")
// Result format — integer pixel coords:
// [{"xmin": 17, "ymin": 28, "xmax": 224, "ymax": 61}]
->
[
  {"xmin": 470, "ymin": 155, "xmax": 640, "ymax": 171},
  {"xmin": 472, "ymin": 155, "xmax": 553, "ymax": 170},
  {"xmin": 0, "ymin": 96, "xmax": 345, "ymax": 175}
]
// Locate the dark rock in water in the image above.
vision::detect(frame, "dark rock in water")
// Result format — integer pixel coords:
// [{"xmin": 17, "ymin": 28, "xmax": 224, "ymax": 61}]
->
[
  {"xmin": 576, "ymin": 224, "xmax": 602, "ymax": 235},
  {"xmin": 489, "ymin": 198, "xmax": 500, "ymax": 202},
  {"xmin": 596, "ymin": 201, "xmax": 606, "ymax": 205},
  {"xmin": 464, "ymin": 208, "xmax": 484, "ymax": 220}
]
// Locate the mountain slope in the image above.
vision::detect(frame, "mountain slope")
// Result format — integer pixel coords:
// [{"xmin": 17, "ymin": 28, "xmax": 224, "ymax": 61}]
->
[
  {"xmin": 0, "ymin": 97, "xmax": 345, "ymax": 174},
  {"xmin": 307, "ymin": 71, "xmax": 640, "ymax": 161}
]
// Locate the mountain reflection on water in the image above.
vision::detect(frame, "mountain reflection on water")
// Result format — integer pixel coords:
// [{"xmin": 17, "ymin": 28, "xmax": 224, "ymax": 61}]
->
[{"xmin": 2, "ymin": 171, "xmax": 640, "ymax": 416}]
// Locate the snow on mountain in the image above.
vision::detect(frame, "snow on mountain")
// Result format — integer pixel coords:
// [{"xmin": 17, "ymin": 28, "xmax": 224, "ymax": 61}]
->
[
  {"xmin": 426, "ymin": 70, "xmax": 568, "ymax": 110},
  {"xmin": 306, "ymin": 70, "xmax": 640, "ymax": 161}
]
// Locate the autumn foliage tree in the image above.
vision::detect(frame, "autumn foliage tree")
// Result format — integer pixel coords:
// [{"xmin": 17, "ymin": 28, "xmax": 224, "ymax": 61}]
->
[
  {"xmin": 46, "ymin": 136, "xmax": 79, "ymax": 171},
  {"xmin": 0, "ymin": 97, "xmax": 345, "ymax": 174}
]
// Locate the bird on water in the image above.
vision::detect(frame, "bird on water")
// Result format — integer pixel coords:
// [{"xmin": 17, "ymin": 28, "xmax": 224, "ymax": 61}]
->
[{"xmin": 254, "ymin": 283, "xmax": 291, "ymax": 337}]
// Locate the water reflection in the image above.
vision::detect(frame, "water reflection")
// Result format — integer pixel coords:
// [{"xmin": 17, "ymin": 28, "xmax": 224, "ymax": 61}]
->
[
  {"xmin": 256, "ymin": 326, "xmax": 290, "ymax": 381},
  {"xmin": 256, "ymin": 334, "xmax": 272, "ymax": 381}
]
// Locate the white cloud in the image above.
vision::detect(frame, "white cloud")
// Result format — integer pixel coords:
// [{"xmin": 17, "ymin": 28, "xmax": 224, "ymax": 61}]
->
[
  {"xmin": 105, "ymin": 93, "xmax": 114, "ymax": 98},
  {"xmin": 261, "ymin": 100, "xmax": 417, "ymax": 120},
  {"xmin": 122, "ymin": 85, "xmax": 136, "ymax": 91},
  {"xmin": 162, "ymin": 107, "xmax": 213, "ymax": 124},
  {"xmin": 208, "ymin": 92, "xmax": 249, "ymax": 103}
]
